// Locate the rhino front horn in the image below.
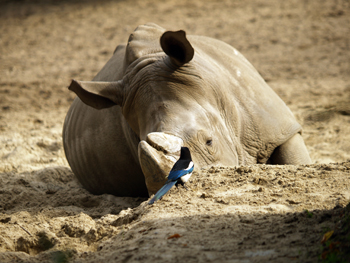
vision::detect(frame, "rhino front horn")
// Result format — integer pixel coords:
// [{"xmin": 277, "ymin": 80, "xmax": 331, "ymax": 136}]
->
[
  {"xmin": 138, "ymin": 132, "xmax": 183, "ymax": 196},
  {"xmin": 160, "ymin": 30, "xmax": 194, "ymax": 66}
]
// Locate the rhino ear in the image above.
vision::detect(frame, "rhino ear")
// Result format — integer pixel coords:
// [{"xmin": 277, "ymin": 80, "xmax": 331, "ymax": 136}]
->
[
  {"xmin": 160, "ymin": 30, "xmax": 194, "ymax": 66},
  {"xmin": 68, "ymin": 79, "xmax": 124, "ymax": 110}
]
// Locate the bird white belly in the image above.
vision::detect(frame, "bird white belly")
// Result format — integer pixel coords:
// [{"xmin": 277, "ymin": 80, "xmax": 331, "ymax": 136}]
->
[{"xmin": 181, "ymin": 172, "xmax": 192, "ymax": 183}]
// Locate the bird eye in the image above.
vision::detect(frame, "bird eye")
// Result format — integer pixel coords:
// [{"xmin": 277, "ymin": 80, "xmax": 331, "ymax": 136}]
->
[{"xmin": 206, "ymin": 139, "xmax": 213, "ymax": 146}]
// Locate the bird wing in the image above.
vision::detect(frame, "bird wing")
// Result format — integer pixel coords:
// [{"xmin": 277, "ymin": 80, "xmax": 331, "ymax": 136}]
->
[
  {"xmin": 168, "ymin": 160, "xmax": 194, "ymax": 180},
  {"xmin": 148, "ymin": 180, "xmax": 177, "ymax": 205},
  {"xmin": 171, "ymin": 159, "xmax": 191, "ymax": 172},
  {"xmin": 167, "ymin": 169, "xmax": 189, "ymax": 181}
]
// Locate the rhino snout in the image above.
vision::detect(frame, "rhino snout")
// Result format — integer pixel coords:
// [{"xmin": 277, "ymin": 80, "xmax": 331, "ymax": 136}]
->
[{"xmin": 138, "ymin": 132, "xmax": 183, "ymax": 196}]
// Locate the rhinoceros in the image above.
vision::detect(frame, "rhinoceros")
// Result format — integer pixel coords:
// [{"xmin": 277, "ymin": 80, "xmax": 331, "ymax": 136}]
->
[{"xmin": 63, "ymin": 23, "xmax": 311, "ymax": 197}]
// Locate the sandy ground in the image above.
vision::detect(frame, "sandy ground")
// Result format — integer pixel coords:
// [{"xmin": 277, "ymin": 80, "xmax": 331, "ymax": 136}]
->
[{"xmin": 1, "ymin": 0, "xmax": 350, "ymax": 262}]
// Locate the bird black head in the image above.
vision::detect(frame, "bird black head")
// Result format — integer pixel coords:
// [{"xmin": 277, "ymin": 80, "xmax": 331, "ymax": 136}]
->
[{"xmin": 180, "ymin": 147, "xmax": 192, "ymax": 161}]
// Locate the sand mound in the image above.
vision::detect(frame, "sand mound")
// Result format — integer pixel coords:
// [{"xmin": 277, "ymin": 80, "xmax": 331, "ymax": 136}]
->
[{"xmin": 1, "ymin": 163, "xmax": 350, "ymax": 262}]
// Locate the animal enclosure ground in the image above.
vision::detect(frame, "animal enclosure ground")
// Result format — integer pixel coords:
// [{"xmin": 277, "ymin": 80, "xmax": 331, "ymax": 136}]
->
[{"xmin": 0, "ymin": 0, "xmax": 350, "ymax": 262}]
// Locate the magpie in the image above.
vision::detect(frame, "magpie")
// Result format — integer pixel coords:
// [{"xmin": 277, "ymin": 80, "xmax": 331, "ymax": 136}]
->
[{"xmin": 148, "ymin": 147, "xmax": 194, "ymax": 205}]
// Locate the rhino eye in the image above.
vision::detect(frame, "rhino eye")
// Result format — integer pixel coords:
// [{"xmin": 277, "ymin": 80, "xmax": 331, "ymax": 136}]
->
[{"xmin": 206, "ymin": 139, "xmax": 213, "ymax": 146}]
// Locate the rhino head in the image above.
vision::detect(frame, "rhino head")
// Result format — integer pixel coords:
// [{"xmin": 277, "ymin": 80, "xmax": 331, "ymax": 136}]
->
[{"xmin": 67, "ymin": 28, "xmax": 239, "ymax": 195}]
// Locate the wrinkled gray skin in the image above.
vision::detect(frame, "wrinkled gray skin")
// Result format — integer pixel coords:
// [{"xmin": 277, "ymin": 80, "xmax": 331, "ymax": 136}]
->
[{"xmin": 63, "ymin": 23, "xmax": 311, "ymax": 197}]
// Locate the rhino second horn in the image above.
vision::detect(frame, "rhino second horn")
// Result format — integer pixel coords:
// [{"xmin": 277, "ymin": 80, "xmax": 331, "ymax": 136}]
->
[
  {"xmin": 68, "ymin": 79, "xmax": 124, "ymax": 110},
  {"xmin": 160, "ymin": 30, "xmax": 194, "ymax": 66}
]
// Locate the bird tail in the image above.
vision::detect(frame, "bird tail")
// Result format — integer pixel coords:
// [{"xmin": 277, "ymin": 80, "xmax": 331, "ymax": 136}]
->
[{"xmin": 148, "ymin": 181, "xmax": 177, "ymax": 205}]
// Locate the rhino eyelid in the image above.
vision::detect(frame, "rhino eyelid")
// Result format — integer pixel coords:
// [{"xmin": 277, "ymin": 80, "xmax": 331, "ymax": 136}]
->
[{"xmin": 206, "ymin": 139, "xmax": 213, "ymax": 146}]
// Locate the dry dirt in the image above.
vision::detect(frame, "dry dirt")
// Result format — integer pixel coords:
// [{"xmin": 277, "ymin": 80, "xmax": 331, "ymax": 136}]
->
[{"xmin": 1, "ymin": 0, "xmax": 350, "ymax": 262}]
